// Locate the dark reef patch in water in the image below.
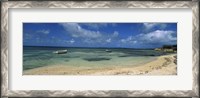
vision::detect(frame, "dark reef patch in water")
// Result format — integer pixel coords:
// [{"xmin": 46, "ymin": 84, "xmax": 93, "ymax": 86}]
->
[
  {"xmin": 66, "ymin": 56, "xmax": 80, "ymax": 58},
  {"xmin": 143, "ymin": 54, "xmax": 157, "ymax": 56},
  {"xmin": 53, "ymin": 54, "xmax": 80, "ymax": 58},
  {"xmin": 24, "ymin": 54, "xmax": 53, "ymax": 61},
  {"xmin": 23, "ymin": 64, "xmax": 44, "ymax": 70},
  {"xmin": 64, "ymin": 59, "xmax": 69, "ymax": 62},
  {"xmin": 118, "ymin": 53, "xmax": 163, "ymax": 57},
  {"xmin": 83, "ymin": 57, "xmax": 111, "ymax": 61},
  {"xmin": 118, "ymin": 55, "xmax": 134, "ymax": 57}
]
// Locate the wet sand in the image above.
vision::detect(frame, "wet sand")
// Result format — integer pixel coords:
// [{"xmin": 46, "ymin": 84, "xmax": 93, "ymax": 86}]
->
[{"xmin": 23, "ymin": 54, "xmax": 177, "ymax": 75}]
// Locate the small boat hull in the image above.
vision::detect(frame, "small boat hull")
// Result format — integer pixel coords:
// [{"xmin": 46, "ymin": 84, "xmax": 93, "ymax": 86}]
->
[
  {"xmin": 53, "ymin": 50, "xmax": 67, "ymax": 54},
  {"xmin": 105, "ymin": 49, "xmax": 112, "ymax": 52}
]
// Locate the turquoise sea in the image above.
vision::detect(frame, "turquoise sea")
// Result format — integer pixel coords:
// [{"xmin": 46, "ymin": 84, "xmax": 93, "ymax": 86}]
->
[{"xmin": 23, "ymin": 46, "xmax": 168, "ymax": 71}]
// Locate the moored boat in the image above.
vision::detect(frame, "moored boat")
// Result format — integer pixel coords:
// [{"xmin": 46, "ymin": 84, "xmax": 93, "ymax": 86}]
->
[
  {"xmin": 105, "ymin": 49, "xmax": 112, "ymax": 53},
  {"xmin": 53, "ymin": 50, "xmax": 67, "ymax": 54}
]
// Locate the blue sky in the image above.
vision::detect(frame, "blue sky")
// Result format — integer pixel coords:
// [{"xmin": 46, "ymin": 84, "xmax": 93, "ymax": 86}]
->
[{"xmin": 23, "ymin": 23, "xmax": 177, "ymax": 48}]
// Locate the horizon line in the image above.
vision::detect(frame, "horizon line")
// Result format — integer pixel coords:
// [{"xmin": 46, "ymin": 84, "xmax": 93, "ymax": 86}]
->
[{"xmin": 23, "ymin": 45, "xmax": 176, "ymax": 49}]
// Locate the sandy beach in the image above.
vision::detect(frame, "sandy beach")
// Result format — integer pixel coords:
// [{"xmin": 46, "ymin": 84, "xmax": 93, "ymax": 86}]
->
[{"xmin": 23, "ymin": 54, "xmax": 177, "ymax": 75}]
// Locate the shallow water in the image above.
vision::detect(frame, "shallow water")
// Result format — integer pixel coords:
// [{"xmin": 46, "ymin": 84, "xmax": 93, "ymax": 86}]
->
[{"xmin": 23, "ymin": 46, "xmax": 167, "ymax": 70}]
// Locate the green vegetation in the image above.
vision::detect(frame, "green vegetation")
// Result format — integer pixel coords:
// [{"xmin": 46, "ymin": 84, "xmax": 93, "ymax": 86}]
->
[{"xmin": 155, "ymin": 45, "xmax": 177, "ymax": 52}]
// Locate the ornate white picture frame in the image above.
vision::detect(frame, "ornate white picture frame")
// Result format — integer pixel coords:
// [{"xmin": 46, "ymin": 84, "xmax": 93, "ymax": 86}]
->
[{"xmin": 1, "ymin": 1, "xmax": 199, "ymax": 97}]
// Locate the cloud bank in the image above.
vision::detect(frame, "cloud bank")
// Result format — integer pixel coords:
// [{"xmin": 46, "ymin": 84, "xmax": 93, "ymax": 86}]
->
[
  {"xmin": 121, "ymin": 30, "xmax": 177, "ymax": 46},
  {"xmin": 143, "ymin": 23, "xmax": 168, "ymax": 31},
  {"xmin": 59, "ymin": 23, "xmax": 120, "ymax": 45},
  {"xmin": 59, "ymin": 23, "xmax": 102, "ymax": 39}
]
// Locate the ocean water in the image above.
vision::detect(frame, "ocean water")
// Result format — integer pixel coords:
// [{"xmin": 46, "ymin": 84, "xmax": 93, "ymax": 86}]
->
[{"xmin": 23, "ymin": 46, "xmax": 168, "ymax": 70}]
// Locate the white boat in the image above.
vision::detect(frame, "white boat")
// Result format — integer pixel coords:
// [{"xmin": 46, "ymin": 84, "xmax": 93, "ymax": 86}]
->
[
  {"xmin": 53, "ymin": 49, "xmax": 67, "ymax": 54},
  {"xmin": 105, "ymin": 49, "xmax": 112, "ymax": 52}
]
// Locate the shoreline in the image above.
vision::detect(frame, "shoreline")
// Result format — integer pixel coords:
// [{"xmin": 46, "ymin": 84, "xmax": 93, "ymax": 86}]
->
[
  {"xmin": 95, "ymin": 54, "xmax": 177, "ymax": 75},
  {"xmin": 23, "ymin": 54, "xmax": 177, "ymax": 75}
]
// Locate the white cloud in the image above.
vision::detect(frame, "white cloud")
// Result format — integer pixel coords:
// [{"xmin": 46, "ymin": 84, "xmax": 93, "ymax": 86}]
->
[
  {"xmin": 112, "ymin": 31, "xmax": 119, "ymax": 37},
  {"xmin": 60, "ymin": 23, "xmax": 102, "ymax": 38},
  {"xmin": 102, "ymin": 31, "xmax": 118, "ymax": 43},
  {"xmin": 81, "ymin": 23, "xmax": 108, "ymax": 29},
  {"xmin": 121, "ymin": 30, "xmax": 176, "ymax": 45},
  {"xmin": 60, "ymin": 23, "xmax": 121, "ymax": 45},
  {"xmin": 138, "ymin": 30, "xmax": 176, "ymax": 43},
  {"xmin": 37, "ymin": 29, "xmax": 50, "ymax": 34},
  {"xmin": 120, "ymin": 36, "xmax": 137, "ymax": 44},
  {"xmin": 143, "ymin": 23, "xmax": 167, "ymax": 30},
  {"xmin": 68, "ymin": 39, "xmax": 75, "ymax": 44},
  {"xmin": 120, "ymin": 39, "xmax": 126, "ymax": 43},
  {"xmin": 64, "ymin": 39, "xmax": 75, "ymax": 45},
  {"xmin": 80, "ymin": 23, "xmax": 117, "ymax": 29},
  {"xmin": 24, "ymin": 33, "xmax": 33, "ymax": 40},
  {"xmin": 106, "ymin": 38, "xmax": 111, "ymax": 43},
  {"xmin": 143, "ymin": 23, "xmax": 157, "ymax": 30}
]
